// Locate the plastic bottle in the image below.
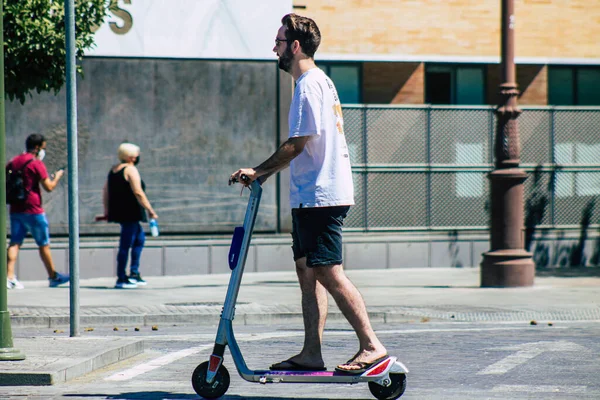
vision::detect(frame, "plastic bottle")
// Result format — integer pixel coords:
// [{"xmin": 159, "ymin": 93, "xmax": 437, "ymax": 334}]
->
[{"xmin": 149, "ymin": 219, "xmax": 159, "ymax": 237}]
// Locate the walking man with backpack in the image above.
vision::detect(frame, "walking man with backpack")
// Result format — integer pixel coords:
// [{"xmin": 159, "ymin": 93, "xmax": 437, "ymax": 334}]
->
[{"xmin": 5, "ymin": 133, "xmax": 69, "ymax": 289}]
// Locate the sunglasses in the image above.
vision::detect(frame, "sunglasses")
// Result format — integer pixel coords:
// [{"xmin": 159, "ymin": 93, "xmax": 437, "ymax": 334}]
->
[{"xmin": 275, "ymin": 38, "xmax": 288, "ymax": 46}]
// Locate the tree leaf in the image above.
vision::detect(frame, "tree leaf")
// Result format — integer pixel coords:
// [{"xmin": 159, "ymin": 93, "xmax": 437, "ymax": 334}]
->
[{"xmin": 4, "ymin": 0, "xmax": 110, "ymax": 103}]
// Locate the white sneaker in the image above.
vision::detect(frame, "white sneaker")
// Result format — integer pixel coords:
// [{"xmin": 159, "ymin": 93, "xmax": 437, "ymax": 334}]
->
[
  {"xmin": 7, "ymin": 277, "xmax": 25, "ymax": 289},
  {"xmin": 114, "ymin": 278, "xmax": 138, "ymax": 289}
]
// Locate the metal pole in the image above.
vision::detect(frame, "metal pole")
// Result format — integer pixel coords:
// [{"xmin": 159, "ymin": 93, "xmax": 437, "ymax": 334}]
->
[
  {"xmin": 0, "ymin": 0, "xmax": 26, "ymax": 361},
  {"xmin": 65, "ymin": 0, "xmax": 80, "ymax": 336},
  {"xmin": 480, "ymin": 0, "xmax": 535, "ymax": 287}
]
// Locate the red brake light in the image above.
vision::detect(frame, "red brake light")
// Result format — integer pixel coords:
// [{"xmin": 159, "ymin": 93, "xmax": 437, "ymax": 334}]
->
[
  {"xmin": 209, "ymin": 355, "xmax": 222, "ymax": 372},
  {"xmin": 366, "ymin": 359, "xmax": 391, "ymax": 376}
]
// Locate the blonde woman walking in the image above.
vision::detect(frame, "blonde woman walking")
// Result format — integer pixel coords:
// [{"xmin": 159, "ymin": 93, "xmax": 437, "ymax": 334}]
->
[{"xmin": 101, "ymin": 143, "xmax": 158, "ymax": 289}]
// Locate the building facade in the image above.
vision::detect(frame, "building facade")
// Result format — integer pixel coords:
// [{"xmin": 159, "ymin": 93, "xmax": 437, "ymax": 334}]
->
[{"xmin": 295, "ymin": 0, "xmax": 600, "ymax": 106}]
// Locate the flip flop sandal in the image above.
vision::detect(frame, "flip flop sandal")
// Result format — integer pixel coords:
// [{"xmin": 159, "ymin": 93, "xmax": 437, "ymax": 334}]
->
[
  {"xmin": 270, "ymin": 359, "xmax": 327, "ymax": 371},
  {"xmin": 334, "ymin": 354, "xmax": 389, "ymax": 375}
]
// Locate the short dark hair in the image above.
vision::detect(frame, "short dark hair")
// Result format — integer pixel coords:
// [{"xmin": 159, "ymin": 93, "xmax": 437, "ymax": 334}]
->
[
  {"xmin": 25, "ymin": 134, "xmax": 46, "ymax": 151},
  {"xmin": 281, "ymin": 13, "xmax": 321, "ymax": 58}
]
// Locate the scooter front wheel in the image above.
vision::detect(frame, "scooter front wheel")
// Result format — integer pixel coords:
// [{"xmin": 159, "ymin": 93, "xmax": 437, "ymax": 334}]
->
[
  {"xmin": 191, "ymin": 361, "xmax": 230, "ymax": 399},
  {"xmin": 368, "ymin": 373, "xmax": 407, "ymax": 400}
]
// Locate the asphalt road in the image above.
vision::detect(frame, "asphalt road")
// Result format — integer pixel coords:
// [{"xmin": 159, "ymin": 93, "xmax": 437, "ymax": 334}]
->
[{"xmin": 5, "ymin": 321, "xmax": 600, "ymax": 400}]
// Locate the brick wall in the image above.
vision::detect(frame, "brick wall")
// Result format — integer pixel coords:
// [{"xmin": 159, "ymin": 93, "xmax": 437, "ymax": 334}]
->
[
  {"xmin": 363, "ymin": 62, "xmax": 424, "ymax": 104},
  {"xmin": 518, "ymin": 65, "xmax": 548, "ymax": 105},
  {"xmin": 363, "ymin": 62, "xmax": 547, "ymax": 105},
  {"xmin": 298, "ymin": 0, "xmax": 599, "ymax": 59},
  {"xmin": 486, "ymin": 64, "xmax": 548, "ymax": 105}
]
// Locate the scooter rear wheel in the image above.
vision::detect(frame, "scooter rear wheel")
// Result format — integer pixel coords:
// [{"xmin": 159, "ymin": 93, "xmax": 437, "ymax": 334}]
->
[
  {"xmin": 191, "ymin": 361, "xmax": 230, "ymax": 399},
  {"xmin": 368, "ymin": 373, "xmax": 407, "ymax": 400}
]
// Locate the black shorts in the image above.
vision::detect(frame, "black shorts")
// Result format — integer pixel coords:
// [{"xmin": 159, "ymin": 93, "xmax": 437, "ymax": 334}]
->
[{"xmin": 291, "ymin": 206, "xmax": 350, "ymax": 267}]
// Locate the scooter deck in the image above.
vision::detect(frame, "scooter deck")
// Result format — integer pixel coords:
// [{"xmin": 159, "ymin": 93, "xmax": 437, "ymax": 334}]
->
[
  {"xmin": 249, "ymin": 371, "xmax": 368, "ymax": 384},
  {"xmin": 263, "ymin": 370, "xmax": 346, "ymax": 376},
  {"xmin": 261, "ymin": 356, "xmax": 403, "ymax": 377},
  {"xmin": 240, "ymin": 357, "xmax": 408, "ymax": 384}
]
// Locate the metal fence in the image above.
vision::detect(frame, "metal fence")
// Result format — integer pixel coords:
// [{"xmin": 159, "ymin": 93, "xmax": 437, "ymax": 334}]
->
[{"xmin": 343, "ymin": 105, "xmax": 600, "ymax": 231}]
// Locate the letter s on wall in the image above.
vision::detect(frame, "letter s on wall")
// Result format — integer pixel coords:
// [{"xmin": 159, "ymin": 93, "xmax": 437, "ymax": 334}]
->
[{"xmin": 109, "ymin": 0, "xmax": 133, "ymax": 35}]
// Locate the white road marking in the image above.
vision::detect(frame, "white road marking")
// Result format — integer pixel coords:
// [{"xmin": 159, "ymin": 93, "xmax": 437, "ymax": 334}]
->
[
  {"xmin": 492, "ymin": 384, "xmax": 588, "ymax": 393},
  {"xmin": 478, "ymin": 341, "xmax": 586, "ymax": 375},
  {"xmin": 105, "ymin": 325, "xmax": 558, "ymax": 382},
  {"xmin": 105, "ymin": 344, "xmax": 213, "ymax": 381},
  {"xmin": 104, "ymin": 331, "xmax": 305, "ymax": 381}
]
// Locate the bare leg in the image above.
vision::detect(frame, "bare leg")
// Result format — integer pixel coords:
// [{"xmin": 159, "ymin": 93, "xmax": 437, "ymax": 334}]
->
[
  {"xmin": 7, "ymin": 244, "xmax": 20, "ymax": 280},
  {"xmin": 314, "ymin": 264, "xmax": 387, "ymax": 370},
  {"xmin": 296, "ymin": 257, "xmax": 328, "ymax": 363},
  {"xmin": 39, "ymin": 245, "xmax": 57, "ymax": 279},
  {"xmin": 271, "ymin": 257, "xmax": 327, "ymax": 369}
]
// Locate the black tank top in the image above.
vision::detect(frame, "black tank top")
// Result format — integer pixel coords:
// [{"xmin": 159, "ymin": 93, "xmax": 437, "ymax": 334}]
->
[{"xmin": 107, "ymin": 166, "xmax": 147, "ymax": 223}]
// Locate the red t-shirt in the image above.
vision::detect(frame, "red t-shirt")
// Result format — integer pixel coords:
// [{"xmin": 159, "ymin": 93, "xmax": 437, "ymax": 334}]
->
[{"xmin": 7, "ymin": 153, "xmax": 48, "ymax": 215}]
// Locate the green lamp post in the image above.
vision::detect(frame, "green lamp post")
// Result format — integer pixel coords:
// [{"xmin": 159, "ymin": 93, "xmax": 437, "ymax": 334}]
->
[{"xmin": 0, "ymin": 0, "xmax": 26, "ymax": 361}]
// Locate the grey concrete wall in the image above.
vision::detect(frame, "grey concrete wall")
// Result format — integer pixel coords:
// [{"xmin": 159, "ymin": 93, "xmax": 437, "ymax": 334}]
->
[
  {"xmin": 10, "ymin": 230, "xmax": 600, "ymax": 281},
  {"xmin": 5, "ymin": 58, "xmax": 279, "ymax": 235}
]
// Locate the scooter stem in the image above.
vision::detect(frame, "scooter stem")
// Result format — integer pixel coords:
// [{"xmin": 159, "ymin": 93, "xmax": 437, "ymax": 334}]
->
[{"xmin": 222, "ymin": 180, "xmax": 262, "ymax": 321}]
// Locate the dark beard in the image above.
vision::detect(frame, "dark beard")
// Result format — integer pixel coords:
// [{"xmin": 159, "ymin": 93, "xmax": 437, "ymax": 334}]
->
[{"xmin": 277, "ymin": 47, "xmax": 293, "ymax": 72}]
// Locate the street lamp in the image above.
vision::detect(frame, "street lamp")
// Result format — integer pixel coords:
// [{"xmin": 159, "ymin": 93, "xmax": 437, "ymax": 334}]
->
[
  {"xmin": 480, "ymin": 0, "xmax": 535, "ymax": 287},
  {"xmin": 0, "ymin": 0, "xmax": 26, "ymax": 361}
]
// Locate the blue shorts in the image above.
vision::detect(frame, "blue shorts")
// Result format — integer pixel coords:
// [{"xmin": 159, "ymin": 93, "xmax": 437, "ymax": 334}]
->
[
  {"xmin": 9, "ymin": 213, "xmax": 51, "ymax": 247},
  {"xmin": 291, "ymin": 206, "xmax": 350, "ymax": 267}
]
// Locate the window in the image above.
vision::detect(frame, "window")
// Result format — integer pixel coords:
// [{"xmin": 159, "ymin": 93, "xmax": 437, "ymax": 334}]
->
[
  {"xmin": 578, "ymin": 69, "xmax": 600, "ymax": 105},
  {"xmin": 319, "ymin": 63, "xmax": 361, "ymax": 104},
  {"xmin": 548, "ymin": 66, "xmax": 600, "ymax": 105},
  {"xmin": 426, "ymin": 68, "xmax": 452, "ymax": 104},
  {"xmin": 425, "ymin": 65, "xmax": 485, "ymax": 105}
]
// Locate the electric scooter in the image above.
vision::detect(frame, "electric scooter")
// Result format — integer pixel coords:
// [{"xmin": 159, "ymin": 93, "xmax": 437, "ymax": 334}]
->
[{"xmin": 191, "ymin": 177, "xmax": 408, "ymax": 399}]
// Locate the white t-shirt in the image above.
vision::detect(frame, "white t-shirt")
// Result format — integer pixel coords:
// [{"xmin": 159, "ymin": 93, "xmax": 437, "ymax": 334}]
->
[{"xmin": 288, "ymin": 68, "xmax": 354, "ymax": 209}]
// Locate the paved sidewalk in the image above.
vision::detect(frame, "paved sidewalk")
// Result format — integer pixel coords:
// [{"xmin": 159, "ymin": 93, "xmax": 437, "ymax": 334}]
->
[
  {"xmin": 7, "ymin": 268, "xmax": 600, "ymax": 327},
  {"xmin": 0, "ymin": 337, "xmax": 143, "ymax": 386}
]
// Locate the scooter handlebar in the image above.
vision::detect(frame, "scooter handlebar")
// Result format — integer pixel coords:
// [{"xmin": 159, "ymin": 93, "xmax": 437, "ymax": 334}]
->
[
  {"xmin": 228, "ymin": 174, "xmax": 251, "ymax": 186},
  {"xmin": 230, "ymin": 174, "xmax": 263, "ymax": 187}
]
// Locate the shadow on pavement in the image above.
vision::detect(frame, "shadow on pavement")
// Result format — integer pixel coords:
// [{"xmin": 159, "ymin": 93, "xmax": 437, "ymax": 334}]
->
[
  {"xmin": 65, "ymin": 393, "xmax": 329, "ymax": 399},
  {"xmin": 64, "ymin": 393, "xmax": 196, "ymax": 399},
  {"xmin": 223, "ymin": 397, "xmax": 333, "ymax": 400},
  {"xmin": 79, "ymin": 286, "xmax": 120, "ymax": 290},
  {"xmin": 78, "ymin": 284, "xmax": 227, "ymax": 290},
  {"xmin": 535, "ymin": 268, "xmax": 600, "ymax": 278},
  {"xmin": 182, "ymin": 284, "xmax": 229, "ymax": 288},
  {"xmin": 354, "ymin": 285, "xmax": 477, "ymax": 289},
  {"xmin": 251, "ymin": 281, "xmax": 299, "ymax": 285}
]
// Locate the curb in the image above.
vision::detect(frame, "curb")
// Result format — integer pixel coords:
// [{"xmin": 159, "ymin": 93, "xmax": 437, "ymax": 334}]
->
[
  {"xmin": 0, "ymin": 339, "xmax": 144, "ymax": 386},
  {"xmin": 9, "ymin": 312, "xmax": 428, "ymax": 328},
  {"xmin": 12, "ymin": 308, "xmax": 600, "ymax": 328}
]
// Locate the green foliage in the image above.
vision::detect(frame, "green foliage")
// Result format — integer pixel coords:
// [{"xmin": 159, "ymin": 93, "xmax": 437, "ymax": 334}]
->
[{"xmin": 3, "ymin": 0, "xmax": 111, "ymax": 104}]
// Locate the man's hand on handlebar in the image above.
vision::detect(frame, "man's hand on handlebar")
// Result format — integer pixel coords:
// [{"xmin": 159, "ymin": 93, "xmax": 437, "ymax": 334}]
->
[{"xmin": 229, "ymin": 168, "xmax": 258, "ymax": 187}]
